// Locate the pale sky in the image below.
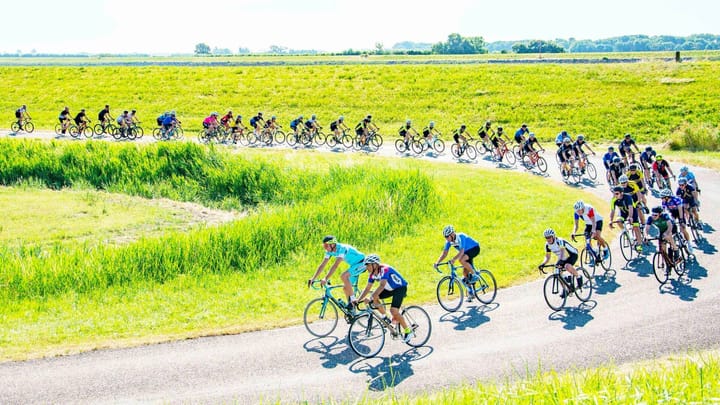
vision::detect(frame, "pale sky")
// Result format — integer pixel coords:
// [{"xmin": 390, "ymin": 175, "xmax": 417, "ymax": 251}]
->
[{"xmin": 2, "ymin": 0, "xmax": 717, "ymax": 54}]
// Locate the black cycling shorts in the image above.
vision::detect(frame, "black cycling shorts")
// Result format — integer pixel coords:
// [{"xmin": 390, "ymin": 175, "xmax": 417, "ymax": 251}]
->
[
  {"xmin": 557, "ymin": 252, "xmax": 578, "ymax": 268},
  {"xmin": 465, "ymin": 245, "xmax": 480, "ymax": 266},
  {"xmin": 583, "ymin": 220, "xmax": 603, "ymax": 239},
  {"xmin": 378, "ymin": 286, "xmax": 407, "ymax": 309}
]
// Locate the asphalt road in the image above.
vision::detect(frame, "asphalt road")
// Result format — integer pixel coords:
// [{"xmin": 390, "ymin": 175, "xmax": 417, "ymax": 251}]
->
[{"xmin": 1, "ymin": 131, "xmax": 718, "ymax": 403}]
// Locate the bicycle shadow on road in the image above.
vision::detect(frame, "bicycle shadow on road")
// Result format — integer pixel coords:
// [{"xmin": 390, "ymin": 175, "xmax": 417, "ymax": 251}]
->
[
  {"xmin": 591, "ymin": 271, "xmax": 621, "ymax": 295},
  {"xmin": 349, "ymin": 347, "xmax": 432, "ymax": 392},
  {"xmin": 548, "ymin": 301, "xmax": 596, "ymax": 330},
  {"xmin": 660, "ymin": 276, "xmax": 699, "ymax": 302},
  {"xmin": 622, "ymin": 255, "xmax": 655, "ymax": 279},
  {"xmin": 438, "ymin": 302, "xmax": 499, "ymax": 331},
  {"xmin": 303, "ymin": 336, "xmax": 359, "ymax": 369}
]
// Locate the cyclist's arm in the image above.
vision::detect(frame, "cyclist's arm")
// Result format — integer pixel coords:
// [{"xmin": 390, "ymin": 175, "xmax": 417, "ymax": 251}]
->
[
  {"xmin": 435, "ymin": 249, "xmax": 449, "ymax": 266},
  {"xmin": 370, "ymin": 279, "xmax": 388, "ymax": 301},
  {"xmin": 572, "ymin": 217, "xmax": 580, "ymax": 235},
  {"xmin": 357, "ymin": 279, "xmax": 375, "ymax": 302},
  {"xmin": 539, "ymin": 251, "xmax": 551, "ymax": 268},
  {"xmin": 450, "ymin": 248, "xmax": 465, "ymax": 263},
  {"xmin": 323, "ymin": 257, "xmax": 344, "ymax": 281},
  {"xmin": 309, "ymin": 257, "xmax": 331, "ymax": 282}
]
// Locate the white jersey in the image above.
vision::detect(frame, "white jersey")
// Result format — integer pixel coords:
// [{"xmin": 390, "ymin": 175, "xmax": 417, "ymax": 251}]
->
[{"xmin": 545, "ymin": 237, "xmax": 578, "ymax": 259}]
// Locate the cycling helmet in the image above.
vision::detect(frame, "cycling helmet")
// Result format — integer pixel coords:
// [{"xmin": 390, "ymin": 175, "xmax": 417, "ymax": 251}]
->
[
  {"xmin": 497, "ymin": 126, "xmax": 504, "ymax": 132},
  {"xmin": 131, "ymin": 109, "xmax": 136, "ymax": 113},
  {"xmin": 406, "ymin": 119, "xmax": 411, "ymax": 125},
  {"xmin": 576, "ymin": 134, "xmax": 585, "ymax": 141},
  {"xmin": 608, "ymin": 146, "xmax": 615, "ymax": 151},
  {"xmin": 612, "ymin": 156, "xmax": 621, "ymax": 163},
  {"xmin": 81, "ymin": 108, "xmax": 86, "ymax": 112},
  {"xmin": 543, "ymin": 228, "xmax": 556, "ymax": 238},
  {"xmin": 563, "ymin": 137, "xmax": 571, "ymax": 144},
  {"xmin": 529, "ymin": 132, "xmax": 536, "ymax": 138},
  {"xmin": 227, "ymin": 110, "xmax": 232, "ymax": 114},
  {"xmin": 442, "ymin": 225, "xmax": 455, "ymax": 237},
  {"xmin": 619, "ymin": 174, "xmax": 629, "ymax": 183},
  {"xmin": 624, "ymin": 133, "xmax": 632, "ymax": 138},
  {"xmin": 612, "ymin": 186, "xmax": 624, "ymax": 193},
  {"xmin": 628, "ymin": 163, "xmax": 639, "ymax": 171},
  {"xmin": 271, "ymin": 115, "xmax": 276, "ymax": 120},
  {"xmin": 366, "ymin": 115, "xmax": 372, "ymax": 120},
  {"xmin": 429, "ymin": 121, "xmax": 435, "ymax": 128},
  {"xmin": 485, "ymin": 120, "xmax": 491, "ymax": 126},
  {"xmin": 211, "ymin": 112, "xmax": 218, "ymax": 116},
  {"xmin": 460, "ymin": 124, "xmax": 466, "ymax": 130},
  {"xmin": 311, "ymin": 114, "xmax": 316, "ymax": 120},
  {"xmin": 660, "ymin": 188, "xmax": 673, "ymax": 198},
  {"xmin": 298, "ymin": 115, "xmax": 303, "ymax": 120},
  {"xmin": 678, "ymin": 177, "xmax": 687, "ymax": 185},
  {"xmin": 170, "ymin": 110, "xmax": 176, "ymax": 115},
  {"xmin": 338, "ymin": 115, "xmax": 344, "ymax": 121},
  {"xmin": 561, "ymin": 130, "xmax": 568, "ymax": 137},
  {"xmin": 656, "ymin": 155, "xmax": 663, "ymax": 160},
  {"xmin": 258, "ymin": 112, "xmax": 263, "ymax": 116},
  {"xmin": 651, "ymin": 206, "xmax": 663, "ymax": 214},
  {"xmin": 322, "ymin": 235, "xmax": 336, "ymax": 244},
  {"xmin": 363, "ymin": 254, "xmax": 381, "ymax": 265},
  {"xmin": 521, "ymin": 123, "xmax": 527, "ymax": 128},
  {"xmin": 573, "ymin": 200, "xmax": 585, "ymax": 211},
  {"xmin": 237, "ymin": 115, "xmax": 242, "ymax": 119},
  {"xmin": 123, "ymin": 110, "xmax": 129, "ymax": 114},
  {"xmin": 680, "ymin": 166, "xmax": 688, "ymax": 172},
  {"xmin": 645, "ymin": 146, "xmax": 653, "ymax": 152}
]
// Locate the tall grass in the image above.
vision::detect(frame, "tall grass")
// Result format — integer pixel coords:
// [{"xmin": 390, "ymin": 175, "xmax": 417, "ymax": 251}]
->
[{"xmin": 668, "ymin": 122, "xmax": 720, "ymax": 151}]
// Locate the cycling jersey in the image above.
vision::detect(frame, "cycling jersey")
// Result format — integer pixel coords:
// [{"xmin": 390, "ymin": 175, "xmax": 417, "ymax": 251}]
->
[
  {"xmin": 514, "ymin": 127, "xmax": 528, "ymax": 143},
  {"xmin": 422, "ymin": 126, "xmax": 434, "ymax": 136},
  {"xmin": 609, "ymin": 161, "xmax": 626, "ymax": 177},
  {"xmin": 478, "ymin": 126, "xmax": 493, "ymax": 139},
  {"xmin": 676, "ymin": 184, "xmax": 697, "ymax": 205},
  {"xmin": 618, "ymin": 139, "xmax": 636, "ymax": 155},
  {"xmin": 652, "ymin": 160, "xmax": 671, "ymax": 177},
  {"xmin": 324, "ymin": 243, "xmax": 364, "ymax": 265},
  {"xmin": 662, "ymin": 196, "xmax": 684, "ymax": 219},
  {"xmin": 646, "ymin": 212, "xmax": 673, "ymax": 234},
  {"xmin": 627, "ymin": 171, "xmax": 645, "ymax": 191},
  {"xmin": 522, "ymin": 138, "xmax": 541, "ymax": 153},
  {"xmin": 203, "ymin": 116, "xmax": 215, "ymax": 125},
  {"xmin": 683, "ymin": 171, "xmax": 698, "ymax": 187},
  {"xmin": 575, "ymin": 204, "xmax": 603, "ymax": 224},
  {"xmin": 611, "ymin": 193, "xmax": 639, "ymax": 223},
  {"xmin": 250, "ymin": 115, "xmax": 263, "ymax": 127},
  {"xmin": 640, "ymin": 150, "xmax": 655, "ymax": 164},
  {"xmin": 330, "ymin": 120, "xmax": 342, "ymax": 131},
  {"xmin": 162, "ymin": 115, "xmax": 175, "ymax": 126},
  {"xmin": 443, "ymin": 232, "xmax": 480, "ymax": 252},
  {"xmin": 573, "ymin": 140, "xmax": 589, "ymax": 156},
  {"xmin": 558, "ymin": 144, "xmax": 575, "ymax": 161},
  {"xmin": 221, "ymin": 114, "xmax": 232, "ymax": 125},
  {"xmin": 290, "ymin": 119, "xmax": 301, "ymax": 130},
  {"xmin": 305, "ymin": 119, "xmax": 315, "ymax": 129},
  {"xmin": 398, "ymin": 124, "xmax": 412, "ymax": 136},
  {"xmin": 545, "ymin": 237, "xmax": 578, "ymax": 258},
  {"xmin": 555, "ymin": 133, "xmax": 568, "ymax": 145},
  {"xmin": 98, "ymin": 108, "xmax": 110, "ymax": 121},
  {"xmin": 603, "ymin": 152, "xmax": 620, "ymax": 169},
  {"xmin": 368, "ymin": 265, "xmax": 408, "ymax": 291},
  {"xmin": 74, "ymin": 112, "xmax": 86, "ymax": 125}
]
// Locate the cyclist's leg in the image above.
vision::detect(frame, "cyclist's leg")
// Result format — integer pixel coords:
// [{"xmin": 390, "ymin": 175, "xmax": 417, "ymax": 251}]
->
[{"xmin": 388, "ymin": 287, "xmax": 409, "ymax": 332}]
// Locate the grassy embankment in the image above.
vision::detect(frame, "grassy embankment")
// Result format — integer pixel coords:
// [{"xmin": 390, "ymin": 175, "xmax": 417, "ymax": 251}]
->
[
  {"xmin": 0, "ymin": 139, "xmax": 604, "ymax": 360},
  {"xmin": 1, "ymin": 59, "xmax": 718, "ymax": 148}
]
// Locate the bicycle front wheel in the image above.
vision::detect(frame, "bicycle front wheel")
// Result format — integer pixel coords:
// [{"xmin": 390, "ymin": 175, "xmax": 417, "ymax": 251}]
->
[
  {"xmin": 574, "ymin": 268, "xmax": 593, "ymax": 302},
  {"xmin": 619, "ymin": 231, "xmax": 634, "ymax": 262},
  {"xmin": 303, "ymin": 297, "xmax": 339, "ymax": 338},
  {"xmin": 402, "ymin": 306, "xmax": 431, "ymax": 348},
  {"xmin": 394, "ymin": 138, "xmax": 409, "ymax": 153},
  {"xmin": 436, "ymin": 276, "xmax": 463, "ymax": 312},
  {"xmin": 465, "ymin": 144, "xmax": 478, "ymax": 160},
  {"xmin": 25, "ymin": 121, "xmax": 35, "ymax": 133},
  {"xmin": 652, "ymin": 252, "xmax": 669, "ymax": 285},
  {"xmin": 473, "ymin": 269, "xmax": 497, "ymax": 304},
  {"xmin": 274, "ymin": 130, "xmax": 286, "ymax": 145},
  {"xmin": 543, "ymin": 275, "xmax": 566, "ymax": 311},
  {"xmin": 586, "ymin": 162, "xmax": 598, "ymax": 180},
  {"xmin": 537, "ymin": 157, "xmax": 548, "ymax": 173},
  {"xmin": 348, "ymin": 313, "xmax": 385, "ymax": 358}
]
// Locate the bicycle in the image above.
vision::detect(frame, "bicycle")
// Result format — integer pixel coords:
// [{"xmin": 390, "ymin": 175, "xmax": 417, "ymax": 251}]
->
[
  {"xmin": 325, "ymin": 130, "xmax": 354, "ymax": 149},
  {"xmin": 577, "ymin": 153, "xmax": 598, "ymax": 181},
  {"xmin": 491, "ymin": 140, "xmax": 517, "ymax": 165},
  {"xmin": 573, "ymin": 232, "xmax": 612, "ymax": 276},
  {"xmin": 450, "ymin": 139, "xmax": 477, "ymax": 160},
  {"xmin": 303, "ymin": 281, "xmax": 360, "ymax": 338},
  {"xmin": 539, "ymin": 263, "xmax": 593, "ymax": 311},
  {"xmin": 354, "ymin": 130, "xmax": 383, "ymax": 152},
  {"xmin": 303, "ymin": 127, "xmax": 325, "ymax": 147},
  {"xmin": 612, "ymin": 220, "xmax": 644, "ymax": 263},
  {"xmin": 93, "ymin": 120, "xmax": 116, "ymax": 136},
  {"xmin": 648, "ymin": 236, "xmax": 686, "ymax": 285},
  {"xmin": 411, "ymin": 134, "xmax": 445, "ymax": 155},
  {"xmin": 434, "ymin": 261, "xmax": 497, "ymax": 312},
  {"xmin": 55, "ymin": 120, "xmax": 73, "ymax": 136},
  {"xmin": 153, "ymin": 123, "xmax": 184, "ymax": 141},
  {"xmin": 394, "ymin": 134, "xmax": 416, "ymax": 153},
  {"xmin": 520, "ymin": 149, "xmax": 548, "ymax": 173},
  {"xmin": 347, "ymin": 300, "xmax": 431, "ymax": 358},
  {"xmin": 561, "ymin": 158, "xmax": 584, "ymax": 183},
  {"xmin": 11, "ymin": 118, "xmax": 35, "ymax": 133},
  {"xmin": 69, "ymin": 119, "xmax": 93, "ymax": 139},
  {"xmin": 198, "ymin": 126, "xmax": 226, "ymax": 144}
]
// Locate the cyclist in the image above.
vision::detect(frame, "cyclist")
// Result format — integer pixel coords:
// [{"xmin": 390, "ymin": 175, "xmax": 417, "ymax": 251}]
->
[
  {"xmin": 73, "ymin": 108, "xmax": 89, "ymax": 132},
  {"xmin": 128, "ymin": 109, "xmax": 140, "ymax": 127},
  {"xmin": 652, "ymin": 154, "xmax": 675, "ymax": 189},
  {"xmin": 116, "ymin": 110, "xmax": 129, "ymax": 136},
  {"xmin": 572, "ymin": 134, "xmax": 596, "ymax": 173},
  {"xmin": 290, "ymin": 115, "xmax": 305, "ymax": 141},
  {"xmin": 660, "ymin": 188, "xmax": 693, "ymax": 253},
  {"xmin": 433, "ymin": 225, "xmax": 481, "ymax": 300},
  {"xmin": 330, "ymin": 115, "xmax": 349, "ymax": 140},
  {"xmin": 220, "ymin": 110, "xmax": 234, "ymax": 132},
  {"xmin": 626, "ymin": 163, "xmax": 648, "ymax": 213},
  {"xmin": 609, "ymin": 186, "xmax": 643, "ymax": 253},
  {"xmin": 355, "ymin": 115, "xmax": 377, "ymax": 146},
  {"xmin": 264, "ymin": 115, "xmax": 279, "ymax": 135},
  {"xmin": 618, "ymin": 133, "xmax": 641, "ymax": 165},
  {"xmin": 249, "ymin": 112, "xmax": 265, "ymax": 136},
  {"xmin": 572, "ymin": 200, "xmax": 610, "ymax": 260},
  {"xmin": 489, "ymin": 126, "xmax": 509, "ymax": 160},
  {"xmin": 639, "ymin": 146, "xmax": 656, "ymax": 182},
  {"xmin": 309, "ymin": 235, "xmax": 366, "ymax": 314},
  {"xmin": 607, "ymin": 156, "xmax": 626, "ymax": 186},
  {"xmin": 679, "ymin": 166, "xmax": 701, "ymax": 195},
  {"xmin": 398, "ymin": 119, "xmax": 418, "ymax": 149},
  {"xmin": 305, "ymin": 114, "xmax": 321, "ymax": 139},
  {"xmin": 202, "ymin": 112, "xmax": 220, "ymax": 136},
  {"xmin": 161, "ymin": 112, "xmax": 179, "ymax": 139},
  {"xmin": 58, "ymin": 106, "xmax": 72, "ymax": 135},
  {"xmin": 156, "ymin": 111, "xmax": 169, "ymax": 128},
  {"xmin": 452, "ymin": 124, "xmax": 470, "ymax": 146},
  {"xmin": 422, "ymin": 121, "xmax": 441, "ymax": 148},
  {"xmin": 522, "ymin": 132, "xmax": 545, "ymax": 156},
  {"xmin": 538, "ymin": 228, "xmax": 582, "ymax": 298},
  {"xmin": 676, "ymin": 177, "xmax": 701, "ymax": 228},
  {"xmin": 477, "ymin": 120, "xmax": 494, "ymax": 153},
  {"xmin": 558, "ymin": 136, "xmax": 576, "ymax": 176},
  {"xmin": 230, "ymin": 114, "xmax": 245, "ymax": 142},
  {"xmin": 356, "ymin": 254, "xmax": 414, "ymax": 343},
  {"xmin": 555, "ymin": 130, "xmax": 570, "ymax": 148},
  {"xmin": 15, "ymin": 104, "xmax": 31, "ymax": 130},
  {"xmin": 619, "ymin": 173, "xmax": 645, "ymax": 225},
  {"xmin": 97, "ymin": 105, "xmax": 112, "ymax": 133},
  {"xmin": 645, "ymin": 206, "xmax": 680, "ymax": 261},
  {"xmin": 514, "ymin": 123, "xmax": 530, "ymax": 156}
]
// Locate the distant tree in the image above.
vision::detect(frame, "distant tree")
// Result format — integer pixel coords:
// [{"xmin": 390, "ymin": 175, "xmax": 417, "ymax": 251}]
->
[
  {"xmin": 512, "ymin": 40, "xmax": 564, "ymax": 54},
  {"xmin": 195, "ymin": 43, "xmax": 211, "ymax": 55},
  {"xmin": 375, "ymin": 42, "xmax": 384, "ymax": 54},
  {"xmin": 268, "ymin": 45, "xmax": 287, "ymax": 54},
  {"xmin": 238, "ymin": 47, "xmax": 250, "ymax": 54},
  {"xmin": 213, "ymin": 47, "xmax": 232, "ymax": 55},
  {"xmin": 432, "ymin": 33, "xmax": 487, "ymax": 54}
]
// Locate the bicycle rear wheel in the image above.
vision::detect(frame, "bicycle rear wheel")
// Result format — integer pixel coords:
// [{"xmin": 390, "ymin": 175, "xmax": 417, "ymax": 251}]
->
[
  {"xmin": 586, "ymin": 162, "xmax": 598, "ymax": 180},
  {"xmin": 543, "ymin": 275, "xmax": 566, "ymax": 311},
  {"xmin": 574, "ymin": 268, "xmax": 593, "ymax": 302},
  {"xmin": 450, "ymin": 143, "xmax": 462, "ymax": 159},
  {"xmin": 10, "ymin": 122, "xmax": 20, "ymax": 132},
  {"xmin": 537, "ymin": 157, "xmax": 548, "ymax": 173},
  {"xmin": 652, "ymin": 252, "xmax": 670, "ymax": 284},
  {"xmin": 504, "ymin": 147, "xmax": 516, "ymax": 165},
  {"xmin": 436, "ymin": 276, "xmax": 463, "ymax": 312},
  {"xmin": 402, "ymin": 306, "xmax": 431, "ymax": 347},
  {"xmin": 473, "ymin": 269, "xmax": 497, "ymax": 304},
  {"xmin": 348, "ymin": 313, "xmax": 385, "ymax": 358},
  {"xmin": 303, "ymin": 298, "xmax": 339, "ymax": 338}
]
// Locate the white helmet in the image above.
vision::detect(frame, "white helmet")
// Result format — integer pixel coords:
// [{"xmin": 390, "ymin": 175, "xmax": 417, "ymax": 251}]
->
[
  {"xmin": 543, "ymin": 228, "xmax": 556, "ymax": 238},
  {"xmin": 363, "ymin": 254, "xmax": 380, "ymax": 265},
  {"xmin": 618, "ymin": 174, "xmax": 629, "ymax": 183},
  {"xmin": 573, "ymin": 201, "xmax": 585, "ymax": 211},
  {"xmin": 442, "ymin": 225, "xmax": 454, "ymax": 237},
  {"xmin": 660, "ymin": 188, "xmax": 673, "ymax": 198}
]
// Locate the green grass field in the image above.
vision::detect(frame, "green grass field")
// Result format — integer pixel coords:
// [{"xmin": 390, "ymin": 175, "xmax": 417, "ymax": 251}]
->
[{"xmin": 2, "ymin": 57, "xmax": 719, "ymax": 149}]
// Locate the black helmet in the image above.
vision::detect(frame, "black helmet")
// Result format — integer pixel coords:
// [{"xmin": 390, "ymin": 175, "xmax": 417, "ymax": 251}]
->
[
  {"xmin": 612, "ymin": 186, "xmax": 624, "ymax": 193},
  {"xmin": 497, "ymin": 126, "xmax": 503, "ymax": 132},
  {"xmin": 645, "ymin": 146, "xmax": 653, "ymax": 152},
  {"xmin": 651, "ymin": 206, "xmax": 663, "ymax": 214},
  {"xmin": 460, "ymin": 124, "xmax": 466, "ymax": 129}
]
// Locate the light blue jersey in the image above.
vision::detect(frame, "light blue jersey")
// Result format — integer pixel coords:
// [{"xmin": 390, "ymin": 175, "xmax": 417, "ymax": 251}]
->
[
  {"xmin": 443, "ymin": 232, "xmax": 480, "ymax": 252},
  {"xmin": 325, "ymin": 243, "xmax": 366, "ymax": 286}
]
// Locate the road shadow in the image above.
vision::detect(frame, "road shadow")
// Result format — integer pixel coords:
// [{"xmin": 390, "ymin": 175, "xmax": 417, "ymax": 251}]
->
[
  {"xmin": 348, "ymin": 347, "xmax": 433, "ymax": 392},
  {"xmin": 303, "ymin": 336, "xmax": 358, "ymax": 369},
  {"xmin": 693, "ymin": 237, "xmax": 716, "ymax": 256},
  {"xmin": 659, "ymin": 275, "xmax": 699, "ymax": 301},
  {"xmin": 622, "ymin": 255, "xmax": 655, "ymax": 278},
  {"xmin": 591, "ymin": 271, "xmax": 621, "ymax": 295},
  {"xmin": 438, "ymin": 302, "xmax": 500, "ymax": 331},
  {"xmin": 548, "ymin": 301, "xmax": 597, "ymax": 330}
]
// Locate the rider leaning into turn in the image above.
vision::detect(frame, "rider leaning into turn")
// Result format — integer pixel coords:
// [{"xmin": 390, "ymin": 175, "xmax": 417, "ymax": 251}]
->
[
  {"xmin": 538, "ymin": 228, "xmax": 582, "ymax": 298},
  {"xmin": 609, "ymin": 186, "xmax": 644, "ymax": 252},
  {"xmin": 659, "ymin": 188, "xmax": 694, "ymax": 254},
  {"xmin": 356, "ymin": 254, "xmax": 415, "ymax": 343},
  {"xmin": 645, "ymin": 206, "xmax": 680, "ymax": 261},
  {"xmin": 572, "ymin": 200, "xmax": 610, "ymax": 259},
  {"xmin": 434, "ymin": 225, "xmax": 481, "ymax": 301},
  {"xmin": 309, "ymin": 235, "xmax": 366, "ymax": 315},
  {"xmin": 618, "ymin": 133, "xmax": 641, "ymax": 165},
  {"xmin": 422, "ymin": 121, "xmax": 440, "ymax": 147},
  {"xmin": 15, "ymin": 104, "xmax": 31, "ymax": 129}
]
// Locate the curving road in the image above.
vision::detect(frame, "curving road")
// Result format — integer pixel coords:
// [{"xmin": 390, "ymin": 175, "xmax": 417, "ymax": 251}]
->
[{"xmin": 1, "ymin": 131, "xmax": 719, "ymax": 403}]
